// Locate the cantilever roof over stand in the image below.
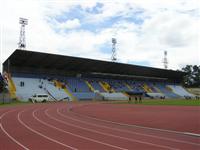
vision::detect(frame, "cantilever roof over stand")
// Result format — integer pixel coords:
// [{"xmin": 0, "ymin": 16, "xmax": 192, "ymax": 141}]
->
[{"xmin": 3, "ymin": 49, "xmax": 185, "ymax": 82}]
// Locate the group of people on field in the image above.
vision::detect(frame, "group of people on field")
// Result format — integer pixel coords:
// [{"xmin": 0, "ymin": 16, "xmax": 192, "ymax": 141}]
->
[{"xmin": 128, "ymin": 96, "xmax": 142, "ymax": 103}]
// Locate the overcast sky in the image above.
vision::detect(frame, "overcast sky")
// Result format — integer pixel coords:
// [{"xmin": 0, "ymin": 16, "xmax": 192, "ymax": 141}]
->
[{"xmin": 0, "ymin": 0, "xmax": 199, "ymax": 72}]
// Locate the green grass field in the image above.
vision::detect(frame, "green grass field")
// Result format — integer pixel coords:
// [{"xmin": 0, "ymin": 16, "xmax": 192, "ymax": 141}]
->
[
  {"xmin": 113, "ymin": 99, "xmax": 200, "ymax": 106},
  {"xmin": 1, "ymin": 99, "xmax": 200, "ymax": 107}
]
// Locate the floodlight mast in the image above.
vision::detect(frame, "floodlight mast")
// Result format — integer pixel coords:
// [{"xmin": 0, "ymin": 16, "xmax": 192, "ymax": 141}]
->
[
  {"xmin": 163, "ymin": 50, "xmax": 168, "ymax": 69},
  {"xmin": 18, "ymin": 18, "xmax": 28, "ymax": 49},
  {"xmin": 111, "ymin": 38, "xmax": 117, "ymax": 62}
]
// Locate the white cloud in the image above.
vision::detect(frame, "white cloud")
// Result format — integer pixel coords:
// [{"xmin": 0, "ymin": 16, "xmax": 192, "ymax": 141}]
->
[
  {"xmin": 0, "ymin": 0, "xmax": 199, "ymax": 73},
  {"xmin": 137, "ymin": 10, "xmax": 200, "ymax": 69},
  {"xmin": 84, "ymin": 1, "xmax": 145, "ymax": 24},
  {"xmin": 57, "ymin": 19, "xmax": 81, "ymax": 30},
  {"xmin": 96, "ymin": 9, "xmax": 199, "ymax": 69}
]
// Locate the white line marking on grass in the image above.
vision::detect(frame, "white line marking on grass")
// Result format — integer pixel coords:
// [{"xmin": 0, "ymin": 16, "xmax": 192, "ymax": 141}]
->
[{"xmin": 18, "ymin": 109, "xmax": 78, "ymax": 150}]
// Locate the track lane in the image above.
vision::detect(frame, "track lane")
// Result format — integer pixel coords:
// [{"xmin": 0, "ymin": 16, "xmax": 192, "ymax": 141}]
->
[
  {"xmin": 72, "ymin": 103, "xmax": 200, "ymax": 134},
  {"xmin": 45, "ymin": 106, "xmax": 180, "ymax": 150},
  {"xmin": 34, "ymin": 107, "xmax": 129, "ymax": 150},
  {"xmin": 1, "ymin": 105, "xmax": 75, "ymax": 150},
  {"xmin": 71, "ymin": 103, "xmax": 200, "ymax": 139},
  {"xmin": 55, "ymin": 104, "xmax": 200, "ymax": 150},
  {"xmin": 58, "ymin": 104, "xmax": 200, "ymax": 145},
  {"xmin": 18, "ymin": 108, "xmax": 77, "ymax": 150},
  {"xmin": 0, "ymin": 109, "xmax": 28, "ymax": 150},
  {"xmin": 0, "ymin": 102, "xmax": 199, "ymax": 150}
]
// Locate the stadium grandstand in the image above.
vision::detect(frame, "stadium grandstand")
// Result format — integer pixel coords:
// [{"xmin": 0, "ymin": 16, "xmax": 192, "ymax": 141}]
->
[{"xmin": 2, "ymin": 49, "xmax": 194, "ymax": 102}]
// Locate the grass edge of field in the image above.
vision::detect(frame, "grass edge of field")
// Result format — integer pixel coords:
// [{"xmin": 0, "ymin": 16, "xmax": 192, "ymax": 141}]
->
[
  {"xmin": 109, "ymin": 99, "xmax": 200, "ymax": 106},
  {"xmin": 1, "ymin": 99, "xmax": 200, "ymax": 107}
]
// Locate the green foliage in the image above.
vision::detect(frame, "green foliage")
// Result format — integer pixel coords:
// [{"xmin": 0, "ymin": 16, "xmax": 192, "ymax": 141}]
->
[{"xmin": 182, "ymin": 65, "xmax": 200, "ymax": 87}]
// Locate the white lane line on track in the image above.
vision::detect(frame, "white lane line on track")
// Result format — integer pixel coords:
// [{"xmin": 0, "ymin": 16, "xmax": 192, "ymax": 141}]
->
[
  {"xmin": 18, "ymin": 109, "xmax": 78, "ymax": 150},
  {"xmin": 34, "ymin": 109, "xmax": 128, "ymax": 150},
  {"xmin": 0, "ymin": 109, "xmax": 15, "ymax": 119},
  {"xmin": 0, "ymin": 110, "xmax": 30, "ymax": 150},
  {"xmin": 46, "ymin": 108, "xmax": 179, "ymax": 150},
  {"xmin": 69, "ymin": 105, "xmax": 200, "ymax": 138},
  {"xmin": 184, "ymin": 132, "xmax": 200, "ymax": 137},
  {"xmin": 0, "ymin": 124, "xmax": 30, "ymax": 150},
  {"xmin": 57, "ymin": 107, "xmax": 200, "ymax": 147}
]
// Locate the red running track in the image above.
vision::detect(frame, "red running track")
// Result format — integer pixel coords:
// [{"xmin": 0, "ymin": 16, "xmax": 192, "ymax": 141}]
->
[
  {"xmin": 72, "ymin": 103, "xmax": 200, "ymax": 134},
  {"xmin": 0, "ymin": 102, "xmax": 199, "ymax": 150}
]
